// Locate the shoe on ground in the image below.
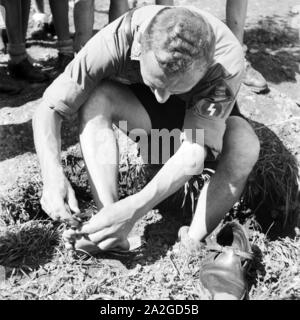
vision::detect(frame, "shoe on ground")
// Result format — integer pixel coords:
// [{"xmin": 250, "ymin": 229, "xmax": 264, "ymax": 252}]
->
[
  {"xmin": 8, "ymin": 58, "xmax": 49, "ymax": 83},
  {"xmin": 199, "ymin": 221, "xmax": 253, "ymax": 300},
  {"xmin": 243, "ymin": 60, "xmax": 269, "ymax": 93}
]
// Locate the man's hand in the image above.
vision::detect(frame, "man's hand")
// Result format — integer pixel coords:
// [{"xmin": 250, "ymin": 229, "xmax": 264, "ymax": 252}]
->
[
  {"xmin": 63, "ymin": 196, "xmax": 138, "ymax": 251},
  {"xmin": 41, "ymin": 174, "xmax": 81, "ymax": 228}
]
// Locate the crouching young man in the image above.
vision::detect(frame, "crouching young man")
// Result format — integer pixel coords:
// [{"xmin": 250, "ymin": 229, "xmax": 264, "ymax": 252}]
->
[{"xmin": 33, "ymin": 5, "xmax": 260, "ymax": 254}]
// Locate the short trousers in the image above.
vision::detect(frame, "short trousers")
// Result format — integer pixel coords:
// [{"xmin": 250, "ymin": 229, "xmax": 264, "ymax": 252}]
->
[
  {"xmin": 129, "ymin": 83, "xmax": 244, "ymax": 130},
  {"xmin": 129, "ymin": 83, "xmax": 245, "ymax": 162}
]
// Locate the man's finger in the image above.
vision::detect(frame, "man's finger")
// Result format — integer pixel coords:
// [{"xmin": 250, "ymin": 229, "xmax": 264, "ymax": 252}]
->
[
  {"xmin": 79, "ymin": 213, "xmax": 111, "ymax": 235},
  {"xmin": 67, "ymin": 187, "xmax": 80, "ymax": 215},
  {"xmin": 62, "ymin": 205, "xmax": 82, "ymax": 228},
  {"xmin": 50, "ymin": 197, "xmax": 75, "ymax": 223}
]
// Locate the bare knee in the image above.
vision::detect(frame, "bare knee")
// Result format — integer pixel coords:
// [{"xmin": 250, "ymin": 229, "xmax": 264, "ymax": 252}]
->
[
  {"xmin": 79, "ymin": 82, "xmax": 115, "ymax": 126},
  {"xmin": 180, "ymin": 141, "xmax": 206, "ymax": 175},
  {"xmin": 223, "ymin": 116, "xmax": 260, "ymax": 178}
]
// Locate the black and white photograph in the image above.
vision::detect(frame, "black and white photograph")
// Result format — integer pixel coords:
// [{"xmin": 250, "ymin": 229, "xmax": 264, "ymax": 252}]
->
[{"xmin": 0, "ymin": 0, "xmax": 299, "ymax": 303}]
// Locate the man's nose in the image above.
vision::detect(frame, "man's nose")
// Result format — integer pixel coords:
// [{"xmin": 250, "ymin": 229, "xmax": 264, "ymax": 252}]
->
[{"xmin": 154, "ymin": 88, "xmax": 171, "ymax": 103}]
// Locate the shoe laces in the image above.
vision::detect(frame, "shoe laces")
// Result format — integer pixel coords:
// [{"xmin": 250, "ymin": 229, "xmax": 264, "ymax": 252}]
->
[{"xmin": 206, "ymin": 244, "xmax": 254, "ymax": 260}]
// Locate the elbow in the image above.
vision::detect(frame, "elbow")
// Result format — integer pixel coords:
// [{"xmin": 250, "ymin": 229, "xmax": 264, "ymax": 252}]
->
[{"xmin": 32, "ymin": 101, "xmax": 61, "ymax": 129}]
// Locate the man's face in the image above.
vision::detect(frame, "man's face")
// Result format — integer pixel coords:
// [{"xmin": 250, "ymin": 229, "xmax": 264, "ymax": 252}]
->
[{"xmin": 140, "ymin": 50, "xmax": 205, "ymax": 103}]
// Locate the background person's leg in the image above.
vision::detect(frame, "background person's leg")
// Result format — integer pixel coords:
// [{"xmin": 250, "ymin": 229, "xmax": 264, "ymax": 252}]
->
[
  {"xmin": 226, "ymin": 0, "xmax": 268, "ymax": 92},
  {"xmin": 73, "ymin": 0, "xmax": 95, "ymax": 53},
  {"xmin": 108, "ymin": 0, "xmax": 129, "ymax": 23},
  {"xmin": 2, "ymin": 0, "xmax": 23, "ymax": 50},
  {"xmin": 79, "ymin": 81, "xmax": 152, "ymax": 210},
  {"xmin": 188, "ymin": 116, "xmax": 260, "ymax": 242},
  {"xmin": 31, "ymin": 0, "xmax": 49, "ymax": 40},
  {"xmin": 2, "ymin": 0, "xmax": 48, "ymax": 82},
  {"xmin": 226, "ymin": 0, "xmax": 247, "ymax": 44},
  {"xmin": 0, "ymin": 1, "xmax": 22, "ymax": 93},
  {"xmin": 49, "ymin": 0, "xmax": 74, "ymax": 73},
  {"xmin": 21, "ymin": 0, "xmax": 31, "ymax": 41},
  {"xmin": 155, "ymin": 0, "xmax": 174, "ymax": 5}
]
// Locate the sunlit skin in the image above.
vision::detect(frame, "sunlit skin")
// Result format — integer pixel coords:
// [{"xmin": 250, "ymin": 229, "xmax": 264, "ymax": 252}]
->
[
  {"xmin": 139, "ymin": 50, "xmax": 207, "ymax": 103},
  {"xmin": 60, "ymin": 37, "xmax": 259, "ymax": 257},
  {"xmin": 63, "ymin": 50, "xmax": 211, "ymax": 249}
]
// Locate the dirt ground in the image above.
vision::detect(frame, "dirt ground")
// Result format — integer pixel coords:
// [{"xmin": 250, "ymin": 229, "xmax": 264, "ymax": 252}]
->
[{"xmin": 0, "ymin": 0, "xmax": 299, "ymax": 300}]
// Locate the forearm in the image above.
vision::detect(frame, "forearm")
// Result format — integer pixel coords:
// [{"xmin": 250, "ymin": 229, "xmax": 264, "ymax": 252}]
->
[
  {"xmin": 32, "ymin": 102, "xmax": 64, "ymax": 182},
  {"xmin": 133, "ymin": 141, "xmax": 206, "ymax": 217}
]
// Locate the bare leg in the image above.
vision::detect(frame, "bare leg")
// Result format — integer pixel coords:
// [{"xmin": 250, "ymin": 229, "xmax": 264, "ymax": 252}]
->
[
  {"xmin": 188, "ymin": 116, "xmax": 260, "ymax": 242},
  {"xmin": 49, "ymin": 0, "xmax": 71, "ymax": 42},
  {"xmin": 79, "ymin": 81, "xmax": 152, "ymax": 210},
  {"xmin": 1, "ymin": 0, "xmax": 48, "ymax": 81},
  {"xmin": 226, "ymin": 0, "xmax": 247, "ymax": 44},
  {"xmin": 73, "ymin": 0, "xmax": 95, "ymax": 52},
  {"xmin": 109, "ymin": 0, "xmax": 129, "ymax": 23}
]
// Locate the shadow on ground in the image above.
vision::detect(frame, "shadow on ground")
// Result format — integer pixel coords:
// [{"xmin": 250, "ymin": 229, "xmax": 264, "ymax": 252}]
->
[
  {"xmin": 244, "ymin": 120, "xmax": 300, "ymax": 240},
  {"xmin": 0, "ymin": 118, "xmax": 80, "ymax": 161},
  {"xmin": 244, "ymin": 16, "xmax": 300, "ymax": 84}
]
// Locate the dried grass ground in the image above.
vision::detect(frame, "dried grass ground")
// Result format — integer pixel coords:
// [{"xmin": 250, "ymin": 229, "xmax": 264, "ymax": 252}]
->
[
  {"xmin": 0, "ymin": 0, "xmax": 300, "ymax": 300},
  {"xmin": 0, "ymin": 141, "xmax": 299, "ymax": 300}
]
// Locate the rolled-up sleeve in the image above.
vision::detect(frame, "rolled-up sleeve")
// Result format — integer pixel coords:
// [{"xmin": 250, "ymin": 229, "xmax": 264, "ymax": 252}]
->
[
  {"xmin": 181, "ymin": 59, "xmax": 244, "ymax": 159},
  {"xmin": 43, "ymin": 27, "xmax": 121, "ymax": 118}
]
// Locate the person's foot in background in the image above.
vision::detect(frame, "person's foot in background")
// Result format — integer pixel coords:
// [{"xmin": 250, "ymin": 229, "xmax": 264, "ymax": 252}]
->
[
  {"xmin": 2, "ymin": 0, "xmax": 49, "ymax": 83},
  {"xmin": 8, "ymin": 56, "xmax": 49, "ymax": 82},
  {"xmin": 243, "ymin": 59, "xmax": 268, "ymax": 93},
  {"xmin": 48, "ymin": 0, "xmax": 74, "ymax": 77}
]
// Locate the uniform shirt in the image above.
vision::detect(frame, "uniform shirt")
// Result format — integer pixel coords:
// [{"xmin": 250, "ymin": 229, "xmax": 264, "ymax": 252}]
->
[{"xmin": 43, "ymin": 5, "xmax": 244, "ymax": 155}]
